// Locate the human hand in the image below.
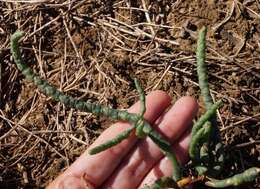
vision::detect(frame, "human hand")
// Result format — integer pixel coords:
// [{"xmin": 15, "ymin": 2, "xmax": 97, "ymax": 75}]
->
[{"xmin": 47, "ymin": 90, "xmax": 198, "ymax": 189}]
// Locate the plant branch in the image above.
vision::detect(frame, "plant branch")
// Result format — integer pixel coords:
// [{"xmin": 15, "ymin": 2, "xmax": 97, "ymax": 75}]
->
[
  {"xmin": 11, "ymin": 30, "xmax": 182, "ymax": 185},
  {"xmin": 205, "ymin": 167, "xmax": 260, "ymax": 188}
]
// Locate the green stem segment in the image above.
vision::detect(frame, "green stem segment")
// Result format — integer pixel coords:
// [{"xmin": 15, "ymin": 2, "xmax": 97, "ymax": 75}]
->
[
  {"xmin": 205, "ymin": 167, "xmax": 260, "ymax": 188},
  {"xmin": 13, "ymin": 29, "xmax": 259, "ymax": 189},
  {"xmin": 148, "ymin": 129, "xmax": 181, "ymax": 181},
  {"xmin": 191, "ymin": 100, "xmax": 222, "ymax": 138},
  {"xmin": 134, "ymin": 78, "xmax": 146, "ymax": 138},
  {"xmin": 190, "ymin": 26, "xmax": 225, "ymax": 180},
  {"xmin": 134, "ymin": 78, "xmax": 146, "ymax": 116},
  {"xmin": 190, "ymin": 26, "xmax": 259, "ymax": 187},
  {"xmin": 89, "ymin": 126, "xmax": 135, "ymax": 155},
  {"xmin": 11, "ymin": 31, "xmax": 182, "ymax": 183},
  {"xmin": 196, "ymin": 26, "xmax": 218, "ymax": 139},
  {"xmin": 11, "ymin": 31, "xmax": 140, "ymax": 123},
  {"xmin": 189, "ymin": 121, "xmax": 212, "ymax": 161},
  {"xmin": 196, "ymin": 26, "xmax": 212, "ymax": 109}
]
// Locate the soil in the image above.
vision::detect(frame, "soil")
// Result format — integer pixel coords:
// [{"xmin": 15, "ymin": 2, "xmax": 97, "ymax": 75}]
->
[{"xmin": 0, "ymin": 0, "xmax": 259, "ymax": 188}]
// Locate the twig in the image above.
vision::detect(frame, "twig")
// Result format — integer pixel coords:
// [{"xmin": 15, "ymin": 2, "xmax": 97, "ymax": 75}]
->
[
  {"xmin": 8, "ymin": 138, "xmax": 40, "ymax": 167},
  {"xmin": 235, "ymin": 0, "xmax": 260, "ymax": 19},
  {"xmin": 69, "ymin": 134, "xmax": 89, "ymax": 145},
  {"xmin": 28, "ymin": 15, "xmax": 61, "ymax": 38},
  {"xmin": 213, "ymin": 1, "xmax": 235, "ymax": 32},
  {"xmin": 0, "ymin": 112, "xmax": 66, "ymax": 160},
  {"xmin": 62, "ymin": 12, "xmax": 84, "ymax": 63},
  {"xmin": 0, "ymin": 50, "xmax": 2, "ymax": 107},
  {"xmin": 99, "ymin": 20, "xmax": 179, "ymax": 45},
  {"xmin": 19, "ymin": 124, "xmax": 67, "ymax": 160},
  {"xmin": 17, "ymin": 163, "xmax": 29, "ymax": 184},
  {"xmin": 220, "ymin": 113, "xmax": 260, "ymax": 131},
  {"xmin": 132, "ymin": 22, "xmax": 181, "ymax": 29},
  {"xmin": 115, "ymin": 6, "xmax": 148, "ymax": 12},
  {"xmin": 152, "ymin": 64, "xmax": 171, "ymax": 90},
  {"xmin": 0, "ymin": 115, "xmax": 20, "ymax": 141},
  {"xmin": 0, "ymin": 0, "xmax": 50, "ymax": 3},
  {"xmin": 141, "ymin": 0, "xmax": 155, "ymax": 36},
  {"xmin": 234, "ymin": 140, "xmax": 260, "ymax": 148}
]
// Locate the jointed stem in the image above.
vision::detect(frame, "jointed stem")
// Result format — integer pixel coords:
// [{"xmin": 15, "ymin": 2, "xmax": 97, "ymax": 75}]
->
[
  {"xmin": 205, "ymin": 167, "xmax": 260, "ymax": 188},
  {"xmin": 11, "ymin": 29, "xmax": 259, "ymax": 189},
  {"xmin": 148, "ymin": 129, "xmax": 181, "ymax": 181},
  {"xmin": 196, "ymin": 26, "xmax": 219, "ymax": 140},
  {"xmin": 191, "ymin": 100, "xmax": 222, "ymax": 138},
  {"xmin": 11, "ymin": 31, "xmax": 140, "ymax": 123},
  {"xmin": 196, "ymin": 26, "xmax": 213, "ymax": 109},
  {"xmin": 189, "ymin": 121, "xmax": 212, "ymax": 161},
  {"xmin": 11, "ymin": 30, "xmax": 182, "ymax": 185},
  {"xmin": 190, "ymin": 26, "xmax": 259, "ymax": 188},
  {"xmin": 190, "ymin": 27, "xmax": 224, "ymax": 180},
  {"xmin": 89, "ymin": 126, "xmax": 135, "ymax": 155},
  {"xmin": 134, "ymin": 78, "xmax": 147, "ymax": 138},
  {"xmin": 134, "ymin": 78, "xmax": 146, "ymax": 116}
]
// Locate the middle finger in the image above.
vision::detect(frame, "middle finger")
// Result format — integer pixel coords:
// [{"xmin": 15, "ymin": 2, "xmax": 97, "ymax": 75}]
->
[{"xmin": 102, "ymin": 96, "xmax": 198, "ymax": 189}]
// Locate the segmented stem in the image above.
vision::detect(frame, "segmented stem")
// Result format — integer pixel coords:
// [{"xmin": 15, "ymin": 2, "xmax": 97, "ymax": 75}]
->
[
  {"xmin": 89, "ymin": 126, "xmax": 135, "ymax": 155},
  {"xmin": 196, "ymin": 26, "xmax": 219, "ymax": 142},
  {"xmin": 134, "ymin": 78, "xmax": 146, "ymax": 138},
  {"xmin": 205, "ymin": 167, "xmax": 260, "ymax": 188},
  {"xmin": 11, "ymin": 30, "xmax": 182, "ymax": 184},
  {"xmin": 12, "ymin": 29, "xmax": 258, "ymax": 189},
  {"xmin": 148, "ymin": 129, "xmax": 181, "ymax": 181},
  {"xmin": 194, "ymin": 27, "xmax": 226, "ymax": 179},
  {"xmin": 196, "ymin": 26, "xmax": 213, "ymax": 109},
  {"xmin": 134, "ymin": 78, "xmax": 146, "ymax": 116},
  {"xmin": 191, "ymin": 100, "xmax": 222, "ymax": 138},
  {"xmin": 189, "ymin": 121, "xmax": 212, "ymax": 161},
  {"xmin": 11, "ymin": 31, "xmax": 140, "ymax": 123},
  {"xmin": 192, "ymin": 26, "xmax": 259, "ymax": 188}
]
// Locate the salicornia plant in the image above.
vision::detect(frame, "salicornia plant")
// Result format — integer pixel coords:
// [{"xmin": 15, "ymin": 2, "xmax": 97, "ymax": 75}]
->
[
  {"xmin": 10, "ymin": 27, "xmax": 259, "ymax": 188},
  {"xmin": 188, "ymin": 27, "xmax": 259, "ymax": 188}
]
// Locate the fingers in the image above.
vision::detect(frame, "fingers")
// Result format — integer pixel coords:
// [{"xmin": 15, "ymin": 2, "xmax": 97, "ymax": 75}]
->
[
  {"xmin": 47, "ymin": 90, "xmax": 172, "ymax": 189},
  {"xmin": 139, "ymin": 131, "xmax": 191, "ymax": 188},
  {"xmin": 50, "ymin": 176, "xmax": 95, "ymax": 189},
  {"xmin": 102, "ymin": 97, "xmax": 198, "ymax": 189}
]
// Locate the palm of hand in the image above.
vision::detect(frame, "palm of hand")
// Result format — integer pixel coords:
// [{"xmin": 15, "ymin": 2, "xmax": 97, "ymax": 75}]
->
[{"xmin": 47, "ymin": 91, "xmax": 198, "ymax": 189}]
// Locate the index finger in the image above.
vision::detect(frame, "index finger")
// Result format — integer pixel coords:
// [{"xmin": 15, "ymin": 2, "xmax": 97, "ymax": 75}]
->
[{"xmin": 47, "ymin": 90, "xmax": 172, "ymax": 188}]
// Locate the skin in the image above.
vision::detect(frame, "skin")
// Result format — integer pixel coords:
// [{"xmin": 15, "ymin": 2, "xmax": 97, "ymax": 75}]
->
[{"xmin": 47, "ymin": 90, "xmax": 198, "ymax": 189}]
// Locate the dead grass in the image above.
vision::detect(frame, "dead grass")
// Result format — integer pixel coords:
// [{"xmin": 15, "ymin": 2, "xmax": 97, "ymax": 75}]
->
[{"xmin": 0, "ymin": 0, "xmax": 259, "ymax": 188}]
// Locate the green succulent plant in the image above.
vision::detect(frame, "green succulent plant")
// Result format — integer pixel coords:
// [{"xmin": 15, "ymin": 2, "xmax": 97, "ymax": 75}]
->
[{"xmin": 10, "ymin": 27, "xmax": 259, "ymax": 188}]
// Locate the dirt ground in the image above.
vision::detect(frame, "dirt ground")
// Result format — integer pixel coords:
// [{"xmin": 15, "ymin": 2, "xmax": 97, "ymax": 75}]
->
[{"xmin": 0, "ymin": 0, "xmax": 259, "ymax": 188}]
